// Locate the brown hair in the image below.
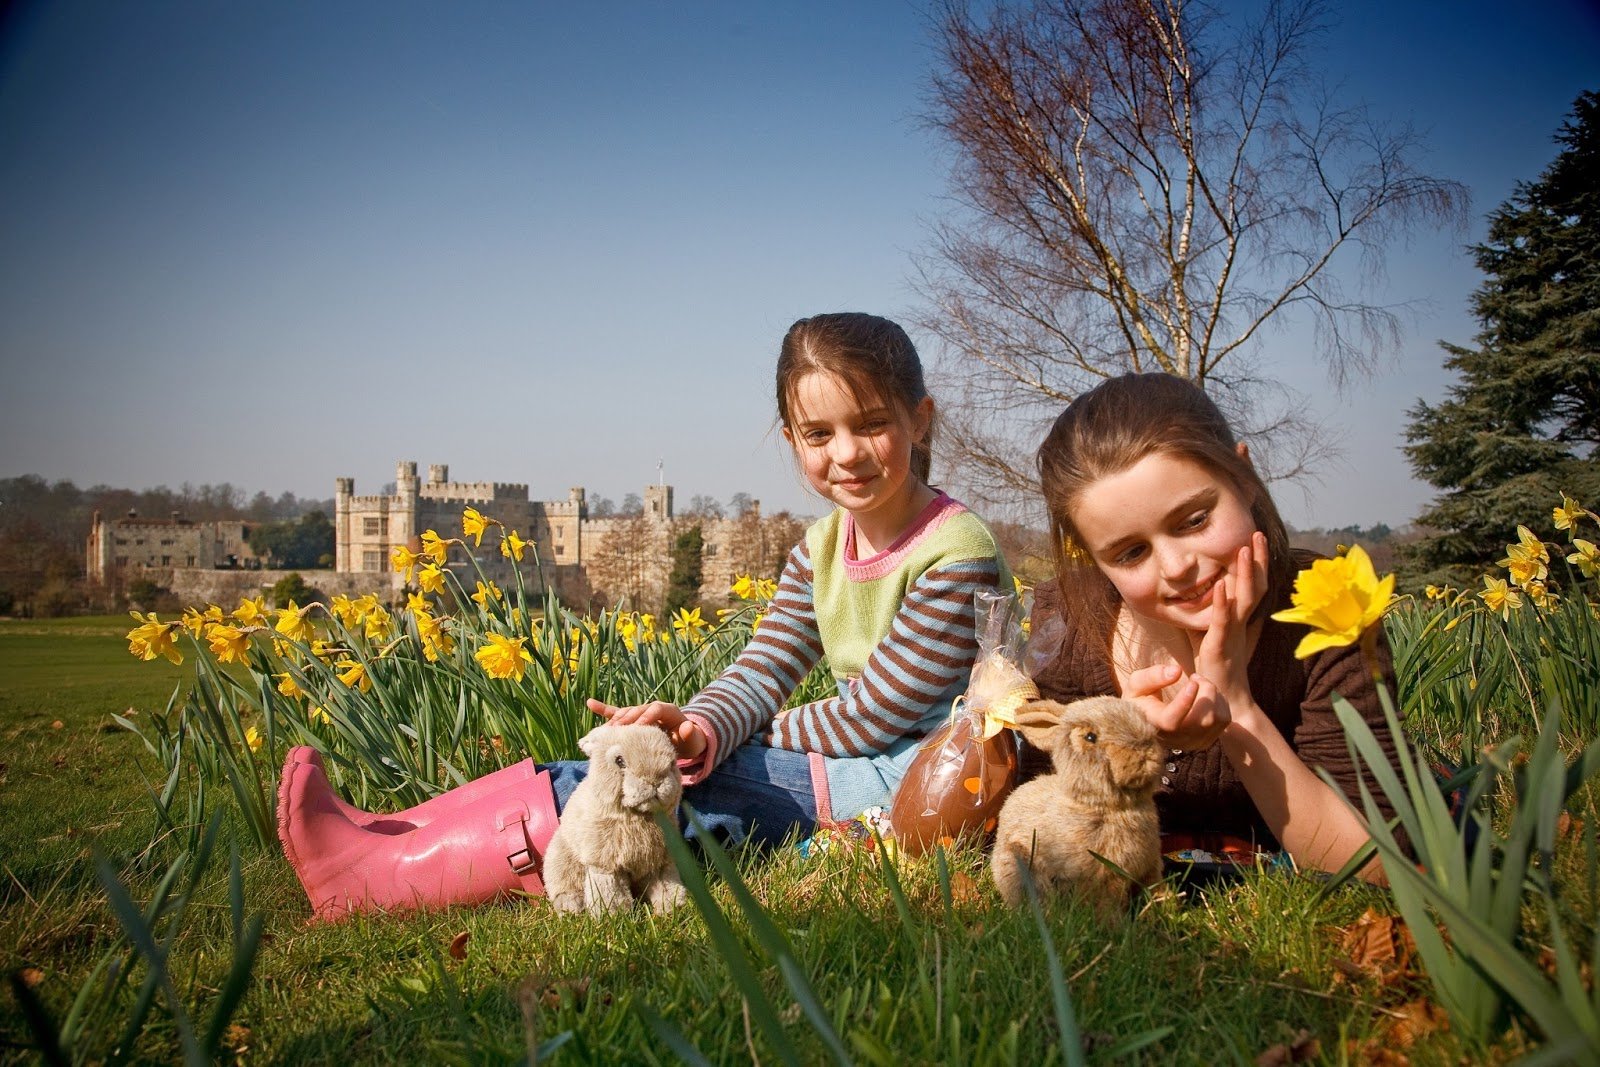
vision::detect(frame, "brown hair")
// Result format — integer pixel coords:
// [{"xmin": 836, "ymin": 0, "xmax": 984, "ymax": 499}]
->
[
  {"xmin": 776, "ymin": 312, "xmax": 934, "ymax": 483},
  {"xmin": 1037, "ymin": 373, "xmax": 1294, "ymax": 650}
]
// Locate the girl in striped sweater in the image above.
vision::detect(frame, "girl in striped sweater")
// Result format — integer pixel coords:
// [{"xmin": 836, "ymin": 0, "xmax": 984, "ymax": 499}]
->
[{"xmin": 277, "ymin": 312, "xmax": 1009, "ymax": 919}]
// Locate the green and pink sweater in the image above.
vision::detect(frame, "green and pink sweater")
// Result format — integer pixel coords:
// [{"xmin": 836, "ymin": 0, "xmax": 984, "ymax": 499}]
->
[{"xmin": 681, "ymin": 493, "xmax": 1008, "ymax": 821}]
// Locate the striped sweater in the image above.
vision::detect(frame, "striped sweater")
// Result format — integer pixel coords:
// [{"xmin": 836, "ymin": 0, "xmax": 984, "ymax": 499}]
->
[{"xmin": 681, "ymin": 493, "xmax": 1008, "ymax": 821}]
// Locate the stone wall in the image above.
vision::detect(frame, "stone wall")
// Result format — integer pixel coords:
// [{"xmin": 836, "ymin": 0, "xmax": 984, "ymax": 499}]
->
[{"xmin": 161, "ymin": 568, "xmax": 399, "ymax": 608}]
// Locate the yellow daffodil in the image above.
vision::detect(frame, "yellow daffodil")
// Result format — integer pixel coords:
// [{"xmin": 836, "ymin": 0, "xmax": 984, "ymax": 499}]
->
[
  {"xmin": 462, "ymin": 506, "xmax": 492, "ymax": 547},
  {"xmin": 362, "ymin": 605, "xmax": 394, "ymax": 642},
  {"xmin": 731, "ymin": 575, "xmax": 756, "ymax": 600},
  {"xmin": 415, "ymin": 610, "xmax": 455, "ymax": 662},
  {"xmin": 417, "ymin": 564, "xmax": 448, "ymax": 596},
  {"xmin": 274, "ymin": 601, "xmax": 313, "ymax": 643},
  {"xmin": 334, "ymin": 657, "xmax": 371, "ymax": 692},
  {"xmin": 205, "ymin": 623, "xmax": 251, "ymax": 664},
  {"xmin": 420, "ymin": 628, "xmax": 455, "ymax": 663},
  {"xmin": 276, "ymin": 671, "xmax": 304, "ymax": 699},
  {"xmin": 617, "ymin": 613, "xmax": 639, "ymax": 651},
  {"xmin": 1524, "ymin": 580, "xmax": 1558, "ymax": 611},
  {"xmin": 420, "ymin": 529, "xmax": 449, "ymax": 565},
  {"xmin": 328, "ymin": 594, "xmax": 360, "ymax": 630},
  {"xmin": 501, "ymin": 529, "xmax": 527, "ymax": 562},
  {"xmin": 126, "ymin": 611, "xmax": 183, "ymax": 665},
  {"xmin": 245, "ymin": 725, "xmax": 263, "ymax": 753},
  {"xmin": 1568, "ymin": 538, "xmax": 1599, "ymax": 579},
  {"xmin": 1553, "ymin": 494, "xmax": 1590, "ymax": 533},
  {"xmin": 1497, "ymin": 525, "xmax": 1549, "ymax": 588},
  {"xmin": 751, "ymin": 611, "xmax": 765, "ymax": 633},
  {"xmin": 1269, "ymin": 544, "xmax": 1395, "ymax": 659},
  {"xmin": 475, "ymin": 633, "xmax": 532, "ymax": 681},
  {"xmin": 672, "ymin": 606, "xmax": 709, "ymax": 641},
  {"xmin": 310, "ymin": 639, "xmax": 338, "ymax": 663},
  {"xmin": 407, "ymin": 591, "xmax": 431, "ymax": 615},
  {"xmin": 309, "ymin": 704, "xmax": 331, "ymax": 726},
  {"xmin": 471, "ymin": 580, "xmax": 502, "ymax": 607},
  {"xmin": 1479, "ymin": 575, "xmax": 1523, "ymax": 620},
  {"xmin": 1423, "ymin": 584, "xmax": 1452, "ymax": 601},
  {"xmin": 391, "ymin": 545, "xmax": 422, "ymax": 581},
  {"xmin": 180, "ymin": 606, "xmax": 213, "ymax": 637},
  {"xmin": 232, "ymin": 596, "xmax": 267, "ymax": 627}
]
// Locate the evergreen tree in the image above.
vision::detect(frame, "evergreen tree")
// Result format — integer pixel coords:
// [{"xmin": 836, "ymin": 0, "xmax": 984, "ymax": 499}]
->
[
  {"xmin": 663, "ymin": 524, "xmax": 704, "ymax": 617},
  {"xmin": 1403, "ymin": 90, "xmax": 1600, "ymax": 584}
]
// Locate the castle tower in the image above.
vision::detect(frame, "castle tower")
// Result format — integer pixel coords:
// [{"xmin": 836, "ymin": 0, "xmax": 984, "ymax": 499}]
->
[
  {"xmin": 334, "ymin": 477, "xmax": 354, "ymax": 571},
  {"xmin": 396, "ymin": 461, "xmax": 419, "ymax": 544},
  {"xmin": 645, "ymin": 484, "xmax": 673, "ymax": 522},
  {"xmin": 428, "ymin": 464, "xmax": 448, "ymax": 485}
]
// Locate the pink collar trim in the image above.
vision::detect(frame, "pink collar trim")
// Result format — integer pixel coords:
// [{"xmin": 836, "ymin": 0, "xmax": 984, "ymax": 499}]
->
[{"xmin": 842, "ymin": 492, "xmax": 963, "ymax": 581}]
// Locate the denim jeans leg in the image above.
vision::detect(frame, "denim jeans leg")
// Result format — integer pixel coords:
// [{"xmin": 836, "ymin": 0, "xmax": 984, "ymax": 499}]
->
[
  {"xmin": 538, "ymin": 759, "xmax": 589, "ymax": 813},
  {"xmin": 680, "ymin": 743, "xmax": 816, "ymax": 851}
]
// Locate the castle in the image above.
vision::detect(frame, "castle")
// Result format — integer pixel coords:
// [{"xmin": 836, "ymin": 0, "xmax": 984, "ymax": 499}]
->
[
  {"xmin": 86, "ymin": 512, "xmax": 261, "ymax": 583},
  {"xmin": 334, "ymin": 461, "xmax": 803, "ymax": 611},
  {"xmin": 87, "ymin": 461, "xmax": 807, "ymax": 613}
]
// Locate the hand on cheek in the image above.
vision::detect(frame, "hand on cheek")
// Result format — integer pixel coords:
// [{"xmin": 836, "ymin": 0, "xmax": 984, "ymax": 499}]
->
[{"xmin": 1193, "ymin": 530, "xmax": 1265, "ymax": 710}]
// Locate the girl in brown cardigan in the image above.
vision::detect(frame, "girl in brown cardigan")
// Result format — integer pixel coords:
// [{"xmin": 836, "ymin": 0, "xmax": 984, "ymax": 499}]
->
[{"xmin": 1028, "ymin": 373, "xmax": 1404, "ymax": 877}]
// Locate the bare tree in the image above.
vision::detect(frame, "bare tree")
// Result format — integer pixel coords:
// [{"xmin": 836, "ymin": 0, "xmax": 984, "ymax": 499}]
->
[
  {"xmin": 584, "ymin": 513, "xmax": 660, "ymax": 612},
  {"xmin": 918, "ymin": 0, "xmax": 1467, "ymax": 512}
]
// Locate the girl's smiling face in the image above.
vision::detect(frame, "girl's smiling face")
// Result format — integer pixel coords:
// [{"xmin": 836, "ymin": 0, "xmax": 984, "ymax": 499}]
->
[
  {"xmin": 1070, "ymin": 451, "xmax": 1259, "ymax": 632},
  {"xmin": 782, "ymin": 370, "xmax": 931, "ymax": 528}
]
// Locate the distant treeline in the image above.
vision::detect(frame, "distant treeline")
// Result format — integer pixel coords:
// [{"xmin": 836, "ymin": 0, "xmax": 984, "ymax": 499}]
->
[{"xmin": 0, "ymin": 474, "xmax": 332, "ymax": 616}]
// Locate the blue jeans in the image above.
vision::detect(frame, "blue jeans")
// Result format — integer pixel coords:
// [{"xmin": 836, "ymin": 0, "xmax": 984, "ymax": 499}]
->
[{"xmin": 541, "ymin": 742, "xmax": 817, "ymax": 851}]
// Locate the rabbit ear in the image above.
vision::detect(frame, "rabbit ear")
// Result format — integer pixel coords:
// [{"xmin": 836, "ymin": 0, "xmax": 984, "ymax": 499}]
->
[
  {"xmin": 1011, "ymin": 699, "xmax": 1065, "ymax": 749},
  {"xmin": 577, "ymin": 723, "xmax": 616, "ymax": 757}
]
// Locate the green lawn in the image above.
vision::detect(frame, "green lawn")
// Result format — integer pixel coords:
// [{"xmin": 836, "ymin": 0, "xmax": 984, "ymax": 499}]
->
[{"xmin": 0, "ymin": 617, "xmax": 1556, "ymax": 1064}]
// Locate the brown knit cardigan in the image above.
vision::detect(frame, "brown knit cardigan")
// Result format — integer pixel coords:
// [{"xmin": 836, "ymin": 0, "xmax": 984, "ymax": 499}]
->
[{"xmin": 1024, "ymin": 563, "xmax": 1406, "ymax": 852}]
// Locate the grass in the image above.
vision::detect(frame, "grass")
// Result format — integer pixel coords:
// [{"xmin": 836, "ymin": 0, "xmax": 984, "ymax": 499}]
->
[{"xmin": 0, "ymin": 616, "xmax": 1568, "ymax": 1064}]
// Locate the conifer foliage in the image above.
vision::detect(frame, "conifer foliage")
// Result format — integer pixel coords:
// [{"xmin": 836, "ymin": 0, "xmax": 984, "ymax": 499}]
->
[{"xmin": 1404, "ymin": 91, "xmax": 1600, "ymax": 583}]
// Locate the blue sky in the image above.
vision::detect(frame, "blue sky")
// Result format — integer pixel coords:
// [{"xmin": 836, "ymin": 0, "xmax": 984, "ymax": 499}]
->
[{"xmin": 1, "ymin": 1, "xmax": 1596, "ymax": 530}]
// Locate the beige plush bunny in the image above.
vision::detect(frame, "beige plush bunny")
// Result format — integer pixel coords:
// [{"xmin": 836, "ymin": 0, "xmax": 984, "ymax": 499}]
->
[
  {"xmin": 544, "ymin": 723, "xmax": 688, "ymax": 915},
  {"xmin": 990, "ymin": 697, "xmax": 1164, "ymax": 921}
]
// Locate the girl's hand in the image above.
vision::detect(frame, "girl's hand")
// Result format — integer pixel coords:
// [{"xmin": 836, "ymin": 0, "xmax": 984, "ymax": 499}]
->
[
  {"xmin": 1120, "ymin": 662, "xmax": 1231, "ymax": 751},
  {"xmin": 585, "ymin": 698, "xmax": 709, "ymax": 760},
  {"xmin": 1192, "ymin": 531, "xmax": 1267, "ymax": 712}
]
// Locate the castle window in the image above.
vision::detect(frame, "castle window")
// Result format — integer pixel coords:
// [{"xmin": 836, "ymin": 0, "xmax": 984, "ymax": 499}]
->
[
  {"xmin": 363, "ymin": 550, "xmax": 383, "ymax": 571},
  {"xmin": 363, "ymin": 517, "xmax": 382, "ymax": 536},
  {"xmin": 115, "ymin": 556, "xmax": 127, "ymax": 567},
  {"xmin": 704, "ymin": 544, "xmax": 718, "ymax": 557},
  {"xmin": 187, "ymin": 556, "xmax": 196, "ymax": 567},
  {"xmin": 161, "ymin": 556, "xmax": 171, "ymax": 566}
]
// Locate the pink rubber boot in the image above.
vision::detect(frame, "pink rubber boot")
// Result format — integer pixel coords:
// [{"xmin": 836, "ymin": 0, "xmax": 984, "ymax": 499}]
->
[
  {"xmin": 276, "ymin": 746, "xmax": 559, "ymax": 922},
  {"xmin": 319, "ymin": 757, "xmax": 542, "ymax": 832}
]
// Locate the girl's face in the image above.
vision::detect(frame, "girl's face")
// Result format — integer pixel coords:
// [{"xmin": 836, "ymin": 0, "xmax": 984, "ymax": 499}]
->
[
  {"xmin": 782, "ymin": 371, "xmax": 931, "ymax": 522},
  {"xmin": 1069, "ymin": 451, "xmax": 1258, "ymax": 632}
]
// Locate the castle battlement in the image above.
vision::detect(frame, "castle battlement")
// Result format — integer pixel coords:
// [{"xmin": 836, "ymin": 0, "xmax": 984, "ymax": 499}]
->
[{"xmin": 417, "ymin": 482, "xmax": 529, "ymax": 504}]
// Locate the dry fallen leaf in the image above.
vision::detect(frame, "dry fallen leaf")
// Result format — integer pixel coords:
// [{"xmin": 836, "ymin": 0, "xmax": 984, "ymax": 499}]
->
[
  {"xmin": 948, "ymin": 871, "xmax": 982, "ymax": 905},
  {"xmin": 221, "ymin": 1023, "xmax": 252, "ymax": 1054},
  {"xmin": 1256, "ymin": 1029, "xmax": 1320, "ymax": 1066},
  {"xmin": 1334, "ymin": 908, "xmax": 1417, "ymax": 988},
  {"xmin": 448, "ymin": 930, "xmax": 470, "ymax": 960},
  {"xmin": 50, "ymin": 720, "xmax": 64, "ymax": 730},
  {"xmin": 1384, "ymin": 999, "xmax": 1449, "ymax": 1048},
  {"xmin": 18, "ymin": 967, "xmax": 44, "ymax": 989}
]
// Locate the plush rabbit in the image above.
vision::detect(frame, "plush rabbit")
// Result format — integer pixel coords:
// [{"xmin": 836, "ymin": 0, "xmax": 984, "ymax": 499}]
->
[
  {"xmin": 990, "ymin": 697, "xmax": 1164, "ymax": 921},
  {"xmin": 544, "ymin": 723, "xmax": 688, "ymax": 915}
]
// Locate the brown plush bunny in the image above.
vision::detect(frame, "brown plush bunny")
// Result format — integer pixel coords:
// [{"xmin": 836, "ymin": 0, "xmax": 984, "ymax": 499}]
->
[{"xmin": 990, "ymin": 697, "xmax": 1164, "ymax": 921}]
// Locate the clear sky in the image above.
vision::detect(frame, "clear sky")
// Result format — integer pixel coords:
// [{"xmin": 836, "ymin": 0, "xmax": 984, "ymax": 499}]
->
[{"xmin": 2, "ymin": 1, "xmax": 1596, "ymax": 529}]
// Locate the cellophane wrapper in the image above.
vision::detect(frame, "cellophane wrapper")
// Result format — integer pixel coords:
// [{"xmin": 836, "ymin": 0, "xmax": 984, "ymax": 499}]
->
[{"xmin": 888, "ymin": 588, "xmax": 1036, "ymax": 856}]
